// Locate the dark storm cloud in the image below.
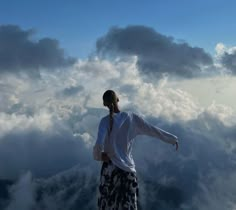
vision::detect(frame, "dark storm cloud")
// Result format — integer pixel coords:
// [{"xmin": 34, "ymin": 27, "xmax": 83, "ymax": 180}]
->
[
  {"xmin": 0, "ymin": 25, "xmax": 75, "ymax": 75},
  {"xmin": 221, "ymin": 51, "xmax": 236, "ymax": 74},
  {"xmin": 96, "ymin": 25, "xmax": 213, "ymax": 78}
]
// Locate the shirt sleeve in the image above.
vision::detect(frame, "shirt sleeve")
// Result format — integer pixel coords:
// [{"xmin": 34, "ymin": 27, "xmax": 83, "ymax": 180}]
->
[
  {"xmin": 132, "ymin": 113, "xmax": 178, "ymax": 145},
  {"xmin": 93, "ymin": 118, "xmax": 108, "ymax": 161}
]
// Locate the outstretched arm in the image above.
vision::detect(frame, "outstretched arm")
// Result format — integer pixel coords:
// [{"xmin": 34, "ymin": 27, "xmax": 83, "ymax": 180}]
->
[{"xmin": 133, "ymin": 113, "xmax": 179, "ymax": 147}]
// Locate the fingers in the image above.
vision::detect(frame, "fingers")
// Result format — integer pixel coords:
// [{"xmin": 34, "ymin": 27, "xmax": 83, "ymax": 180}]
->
[
  {"xmin": 176, "ymin": 142, "xmax": 178, "ymax": 151},
  {"xmin": 173, "ymin": 142, "xmax": 178, "ymax": 151}
]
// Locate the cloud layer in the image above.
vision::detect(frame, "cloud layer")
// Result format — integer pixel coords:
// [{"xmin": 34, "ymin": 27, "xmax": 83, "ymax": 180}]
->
[
  {"xmin": 0, "ymin": 24, "xmax": 236, "ymax": 210},
  {"xmin": 0, "ymin": 55, "xmax": 236, "ymax": 209},
  {"xmin": 96, "ymin": 25, "xmax": 213, "ymax": 78}
]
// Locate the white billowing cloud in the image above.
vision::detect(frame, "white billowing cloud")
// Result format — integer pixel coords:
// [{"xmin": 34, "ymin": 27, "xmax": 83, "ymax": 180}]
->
[
  {"xmin": 129, "ymin": 81, "xmax": 201, "ymax": 121},
  {"xmin": 0, "ymin": 56, "xmax": 235, "ymax": 180},
  {"xmin": 206, "ymin": 102, "xmax": 236, "ymax": 126},
  {"xmin": 215, "ymin": 43, "xmax": 226, "ymax": 56},
  {"xmin": 72, "ymin": 56, "xmax": 202, "ymax": 122},
  {"xmin": 215, "ymin": 43, "xmax": 236, "ymax": 56},
  {"xmin": 170, "ymin": 75, "xmax": 236, "ymax": 112},
  {"xmin": 0, "ymin": 110, "xmax": 53, "ymax": 138}
]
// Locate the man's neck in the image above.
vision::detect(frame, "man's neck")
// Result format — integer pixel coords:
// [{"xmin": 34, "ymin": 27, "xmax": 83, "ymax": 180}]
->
[{"xmin": 114, "ymin": 107, "xmax": 120, "ymax": 113}]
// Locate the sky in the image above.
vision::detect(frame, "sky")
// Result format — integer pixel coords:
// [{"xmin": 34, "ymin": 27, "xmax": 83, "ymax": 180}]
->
[
  {"xmin": 1, "ymin": 0, "xmax": 236, "ymax": 58},
  {"xmin": 0, "ymin": 1, "xmax": 236, "ymax": 210}
]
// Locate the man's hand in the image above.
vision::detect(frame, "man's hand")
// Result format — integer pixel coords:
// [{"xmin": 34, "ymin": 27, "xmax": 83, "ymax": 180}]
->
[
  {"xmin": 101, "ymin": 152, "xmax": 110, "ymax": 162},
  {"xmin": 174, "ymin": 142, "xmax": 179, "ymax": 151}
]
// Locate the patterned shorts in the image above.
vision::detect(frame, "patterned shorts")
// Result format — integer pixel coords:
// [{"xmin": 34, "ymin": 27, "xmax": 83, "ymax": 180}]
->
[{"xmin": 98, "ymin": 160, "xmax": 139, "ymax": 210}]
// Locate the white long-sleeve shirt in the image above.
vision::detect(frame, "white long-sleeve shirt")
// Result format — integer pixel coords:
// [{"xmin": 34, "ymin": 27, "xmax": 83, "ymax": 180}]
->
[{"xmin": 93, "ymin": 111, "xmax": 178, "ymax": 173}]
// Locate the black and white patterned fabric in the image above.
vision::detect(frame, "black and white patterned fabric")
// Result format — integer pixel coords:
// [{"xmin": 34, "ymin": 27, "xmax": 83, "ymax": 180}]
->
[{"xmin": 98, "ymin": 160, "xmax": 139, "ymax": 210}]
